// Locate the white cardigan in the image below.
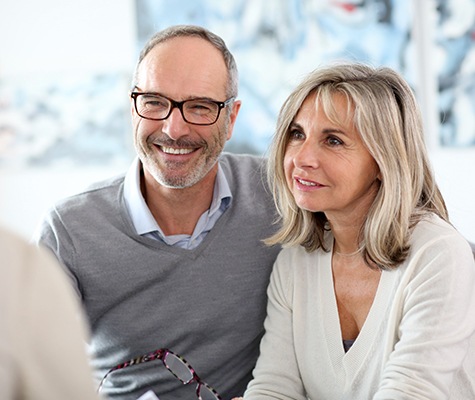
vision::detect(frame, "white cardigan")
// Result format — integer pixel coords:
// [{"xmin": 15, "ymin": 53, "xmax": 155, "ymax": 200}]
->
[
  {"xmin": 0, "ymin": 228, "xmax": 100, "ymax": 400},
  {"xmin": 245, "ymin": 215, "xmax": 475, "ymax": 400}
]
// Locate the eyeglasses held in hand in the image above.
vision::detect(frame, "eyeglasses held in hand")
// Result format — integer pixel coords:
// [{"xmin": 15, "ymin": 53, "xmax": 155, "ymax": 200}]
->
[
  {"xmin": 130, "ymin": 91, "xmax": 235, "ymax": 126},
  {"xmin": 98, "ymin": 348, "xmax": 221, "ymax": 400}
]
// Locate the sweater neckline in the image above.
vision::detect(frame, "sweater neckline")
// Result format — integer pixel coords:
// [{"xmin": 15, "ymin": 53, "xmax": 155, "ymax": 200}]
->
[
  {"xmin": 118, "ymin": 184, "xmax": 233, "ymax": 259},
  {"xmin": 321, "ymin": 237, "xmax": 398, "ymax": 383}
]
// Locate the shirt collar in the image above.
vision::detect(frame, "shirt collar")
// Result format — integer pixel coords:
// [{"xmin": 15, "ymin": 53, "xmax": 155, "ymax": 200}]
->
[{"xmin": 123, "ymin": 157, "xmax": 232, "ymax": 236}]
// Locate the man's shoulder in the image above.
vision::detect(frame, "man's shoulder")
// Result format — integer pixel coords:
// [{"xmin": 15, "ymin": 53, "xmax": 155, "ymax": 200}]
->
[
  {"xmin": 53, "ymin": 173, "xmax": 125, "ymax": 211},
  {"xmin": 84, "ymin": 173, "xmax": 125, "ymax": 192},
  {"xmin": 219, "ymin": 152, "xmax": 267, "ymax": 180},
  {"xmin": 220, "ymin": 152, "xmax": 266, "ymax": 166},
  {"xmin": 35, "ymin": 173, "xmax": 128, "ymax": 247},
  {"xmin": 219, "ymin": 152, "xmax": 273, "ymax": 203}
]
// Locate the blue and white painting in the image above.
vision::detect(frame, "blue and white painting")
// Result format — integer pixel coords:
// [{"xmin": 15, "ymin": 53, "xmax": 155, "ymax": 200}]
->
[
  {"xmin": 135, "ymin": 0, "xmax": 414, "ymax": 154},
  {"xmin": 435, "ymin": 0, "xmax": 475, "ymax": 146},
  {"xmin": 0, "ymin": 0, "xmax": 473, "ymax": 168}
]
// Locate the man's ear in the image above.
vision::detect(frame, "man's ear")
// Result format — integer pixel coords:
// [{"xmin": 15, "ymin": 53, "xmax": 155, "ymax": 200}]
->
[{"xmin": 226, "ymin": 100, "xmax": 242, "ymax": 140}]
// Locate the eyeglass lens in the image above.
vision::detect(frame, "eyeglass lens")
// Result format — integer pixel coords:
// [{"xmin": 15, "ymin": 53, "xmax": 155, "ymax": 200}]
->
[
  {"xmin": 198, "ymin": 384, "xmax": 221, "ymax": 400},
  {"xmin": 164, "ymin": 352, "xmax": 194, "ymax": 383},
  {"xmin": 164, "ymin": 352, "xmax": 220, "ymax": 400}
]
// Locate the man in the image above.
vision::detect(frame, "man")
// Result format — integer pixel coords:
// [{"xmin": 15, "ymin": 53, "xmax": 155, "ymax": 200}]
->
[
  {"xmin": 0, "ymin": 226, "xmax": 99, "ymax": 400},
  {"xmin": 36, "ymin": 25, "xmax": 281, "ymax": 400}
]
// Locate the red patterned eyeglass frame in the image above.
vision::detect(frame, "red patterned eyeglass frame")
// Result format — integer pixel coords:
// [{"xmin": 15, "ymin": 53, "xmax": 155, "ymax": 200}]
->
[{"xmin": 97, "ymin": 348, "xmax": 221, "ymax": 400}]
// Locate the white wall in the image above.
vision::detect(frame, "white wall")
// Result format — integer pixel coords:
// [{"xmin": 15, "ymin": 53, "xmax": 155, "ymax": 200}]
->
[
  {"xmin": 0, "ymin": 0, "xmax": 474, "ymax": 243},
  {"xmin": 0, "ymin": 0, "xmax": 136, "ymax": 75},
  {"xmin": 431, "ymin": 149, "xmax": 475, "ymax": 243},
  {"xmin": 0, "ymin": 0, "xmax": 136, "ymax": 239}
]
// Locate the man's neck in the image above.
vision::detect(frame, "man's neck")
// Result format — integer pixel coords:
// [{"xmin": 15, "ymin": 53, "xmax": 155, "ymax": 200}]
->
[{"xmin": 141, "ymin": 170, "xmax": 216, "ymax": 236}]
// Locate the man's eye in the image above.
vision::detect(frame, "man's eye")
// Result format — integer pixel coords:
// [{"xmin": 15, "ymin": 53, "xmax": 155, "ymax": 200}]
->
[
  {"xmin": 142, "ymin": 97, "xmax": 167, "ymax": 108},
  {"xmin": 187, "ymin": 102, "xmax": 214, "ymax": 113}
]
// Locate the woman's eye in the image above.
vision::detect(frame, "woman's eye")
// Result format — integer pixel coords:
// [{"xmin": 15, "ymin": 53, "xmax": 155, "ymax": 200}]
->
[
  {"xmin": 289, "ymin": 129, "xmax": 305, "ymax": 141},
  {"xmin": 326, "ymin": 136, "xmax": 343, "ymax": 146}
]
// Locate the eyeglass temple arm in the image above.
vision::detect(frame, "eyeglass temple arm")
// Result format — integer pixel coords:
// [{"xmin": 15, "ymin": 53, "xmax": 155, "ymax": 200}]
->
[{"xmin": 97, "ymin": 349, "xmax": 166, "ymax": 392}]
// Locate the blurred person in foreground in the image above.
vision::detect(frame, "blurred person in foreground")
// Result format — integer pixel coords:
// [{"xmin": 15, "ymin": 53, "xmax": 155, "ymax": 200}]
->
[
  {"xmin": 243, "ymin": 63, "xmax": 475, "ymax": 399},
  {"xmin": 0, "ymin": 226, "xmax": 100, "ymax": 400},
  {"xmin": 35, "ymin": 24, "xmax": 280, "ymax": 400}
]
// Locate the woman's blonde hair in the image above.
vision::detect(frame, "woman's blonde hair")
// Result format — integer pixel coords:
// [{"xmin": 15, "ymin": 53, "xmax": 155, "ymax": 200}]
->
[{"xmin": 266, "ymin": 63, "xmax": 448, "ymax": 270}]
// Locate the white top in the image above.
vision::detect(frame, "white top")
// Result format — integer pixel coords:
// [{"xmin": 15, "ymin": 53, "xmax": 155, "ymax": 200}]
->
[
  {"xmin": 0, "ymin": 227, "xmax": 100, "ymax": 400},
  {"xmin": 245, "ymin": 215, "xmax": 475, "ymax": 400}
]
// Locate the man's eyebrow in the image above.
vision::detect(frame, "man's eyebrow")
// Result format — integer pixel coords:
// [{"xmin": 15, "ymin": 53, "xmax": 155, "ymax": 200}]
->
[
  {"xmin": 131, "ymin": 89, "xmax": 217, "ymax": 102},
  {"xmin": 132, "ymin": 87, "xmax": 159, "ymax": 94}
]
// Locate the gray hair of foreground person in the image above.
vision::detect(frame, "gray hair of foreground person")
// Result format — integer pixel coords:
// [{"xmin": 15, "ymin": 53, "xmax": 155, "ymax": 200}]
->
[
  {"xmin": 266, "ymin": 63, "xmax": 448, "ymax": 270},
  {"xmin": 132, "ymin": 24, "xmax": 239, "ymax": 100}
]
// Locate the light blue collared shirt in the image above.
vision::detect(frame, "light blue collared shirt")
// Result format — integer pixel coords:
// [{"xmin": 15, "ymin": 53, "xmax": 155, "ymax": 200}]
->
[{"xmin": 123, "ymin": 157, "xmax": 232, "ymax": 250}]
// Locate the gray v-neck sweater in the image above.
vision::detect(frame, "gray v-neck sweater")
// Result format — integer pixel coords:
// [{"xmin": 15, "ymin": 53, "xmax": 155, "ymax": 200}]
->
[{"xmin": 37, "ymin": 153, "xmax": 281, "ymax": 400}]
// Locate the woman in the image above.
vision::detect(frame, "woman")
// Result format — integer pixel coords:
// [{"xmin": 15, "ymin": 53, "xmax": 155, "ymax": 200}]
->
[{"xmin": 244, "ymin": 64, "xmax": 475, "ymax": 399}]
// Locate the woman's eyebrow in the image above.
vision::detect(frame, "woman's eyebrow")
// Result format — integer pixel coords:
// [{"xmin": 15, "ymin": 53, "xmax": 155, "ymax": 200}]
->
[{"xmin": 322, "ymin": 127, "xmax": 347, "ymax": 136}]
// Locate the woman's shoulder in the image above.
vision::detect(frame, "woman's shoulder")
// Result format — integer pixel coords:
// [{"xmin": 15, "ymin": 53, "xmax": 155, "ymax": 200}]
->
[
  {"xmin": 408, "ymin": 213, "xmax": 474, "ymax": 272},
  {"xmin": 412, "ymin": 214, "xmax": 471, "ymax": 251}
]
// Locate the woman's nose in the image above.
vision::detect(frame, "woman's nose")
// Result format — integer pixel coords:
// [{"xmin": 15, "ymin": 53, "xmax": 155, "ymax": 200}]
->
[{"xmin": 293, "ymin": 140, "xmax": 321, "ymax": 169}]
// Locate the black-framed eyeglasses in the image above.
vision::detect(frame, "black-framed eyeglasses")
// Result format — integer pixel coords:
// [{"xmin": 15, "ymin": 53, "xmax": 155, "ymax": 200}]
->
[
  {"xmin": 98, "ymin": 348, "xmax": 221, "ymax": 400},
  {"xmin": 131, "ymin": 92, "xmax": 235, "ymax": 126}
]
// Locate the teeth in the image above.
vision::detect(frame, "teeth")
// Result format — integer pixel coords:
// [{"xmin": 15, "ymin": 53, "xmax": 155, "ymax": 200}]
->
[
  {"xmin": 161, "ymin": 146, "xmax": 193, "ymax": 155},
  {"xmin": 297, "ymin": 178, "xmax": 316, "ymax": 186}
]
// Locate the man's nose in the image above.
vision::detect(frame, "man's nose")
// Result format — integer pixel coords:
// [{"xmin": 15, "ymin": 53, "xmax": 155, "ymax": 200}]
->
[{"xmin": 161, "ymin": 107, "xmax": 191, "ymax": 140}]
